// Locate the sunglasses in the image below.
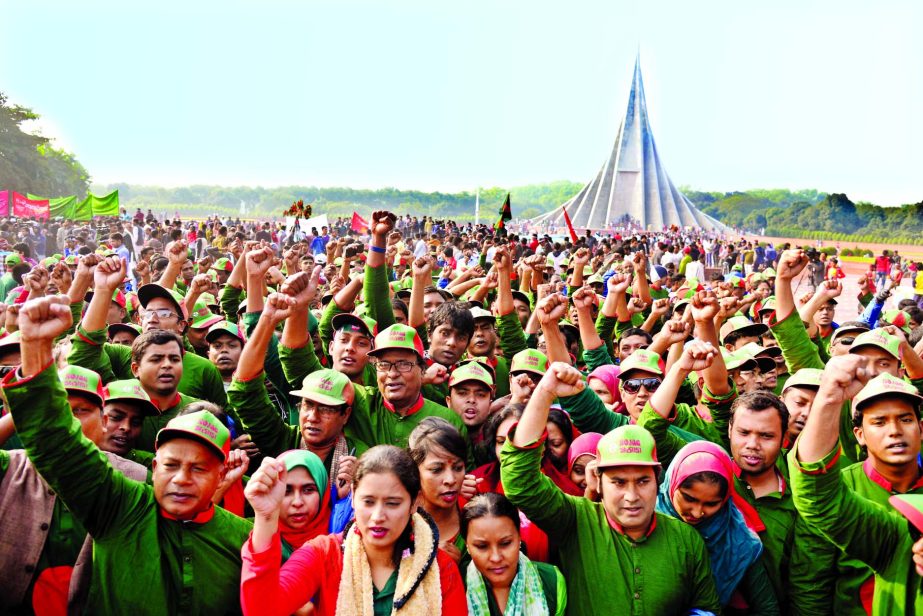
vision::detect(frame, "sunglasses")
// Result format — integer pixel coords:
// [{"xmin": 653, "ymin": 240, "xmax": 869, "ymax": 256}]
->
[
  {"xmin": 621, "ymin": 377, "xmax": 662, "ymax": 394},
  {"xmin": 835, "ymin": 337, "xmax": 856, "ymax": 346}
]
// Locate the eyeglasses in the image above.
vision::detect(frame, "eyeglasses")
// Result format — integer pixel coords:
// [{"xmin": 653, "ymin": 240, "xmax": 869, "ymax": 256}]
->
[
  {"xmin": 835, "ymin": 337, "xmax": 856, "ymax": 346},
  {"xmin": 621, "ymin": 378, "xmax": 662, "ymax": 394},
  {"xmin": 371, "ymin": 359, "xmax": 418, "ymax": 373},
  {"xmin": 300, "ymin": 400, "xmax": 347, "ymax": 417},
  {"xmin": 141, "ymin": 309, "xmax": 179, "ymax": 321}
]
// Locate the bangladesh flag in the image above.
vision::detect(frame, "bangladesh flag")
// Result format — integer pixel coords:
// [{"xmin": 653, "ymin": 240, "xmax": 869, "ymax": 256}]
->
[{"xmin": 494, "ymin": 193, "xmax": 512, "ymax": 235}]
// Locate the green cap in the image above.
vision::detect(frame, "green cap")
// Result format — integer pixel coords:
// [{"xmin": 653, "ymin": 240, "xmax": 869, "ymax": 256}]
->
[
  {"xmin": 510, "ymin": 290, "xmax": 531, "ymax": 308},
  {"xmin": 189, "ymin": 300, "xmax": 224, "ymax": 330},
  {"xmin": 64, "ymin": 255, "xmax": 78, "ymax": 266},
  {"xmin": 757, "ymin": 296, "xmax": 777, "ymax": 314},
  {"xmin": 736, "ymin": 344, "xmax": 776, "ymax": 373},
  {"xmin": 889, "ymin": 494, "xmax": 923, "ymax": 533},
  {"xmin": 782, "ymin": 368, "xmax": 824, "ymax": 393},
  {"xmin": 448, "ymin": 361, "xmax": 495, "ymax": 389},
  {"xmin": 331, "ymin": 313, "xmax": 377, "ymax": 339},
  {"xmin": 510, "ymin": 349, "xmax": 549, "ymax": 377},
  {"xmin": 289, "ymin": 368, "xmax": 355, "ymax": 406},
  {"xmin": 41, "ymin": 256, "xmax": 60, "ymax": 268},
  {"xmin": 559, "ymin": 319, "xmax": 579, "ymax": 338},
  {"xmin": 739, "ymin": 341, "xmax": 782, "ymax": 359},
  {"xmin": 849, "ymin": 329, "xmax": 902, "ymax": 360},
  {"xmin": 278, "ymin": 450, "xmax": 328, "ymax": 491},
  {"xmin": 595, "ymin": 425, "xmax": 660, "ymax": 469},
  {"xmin": 212, "ymin": 257, "xmax": 233, "ymax": 272},
  {"xmin": 587, "ymin": 273, "xmax": 605, "ymax": 286},
  {"xmin": 199, "ymin": 292, "xmax": 218, "ymax": 307},
  {"xmin": 59, "ymin": 365, "xmax": 104, "ymax": 407},
  {"xmin": 108, "ymin": 322, "xmax": 142, "ymax": 340},
  {"xmin": 103, "ymin": 379, "xmax": 160, "ymax": 416},
  {"xmin": 853, "ymin": 373, "xmax": 923, "ymax": 414},
  {"xmin": 881, "ymin": 309, "xmax": 912, "ymax": 335},
  {"xmin": 156, "ymin": 410, "xmax": 230, "ymax": 462},
  {"xmin": 205, "ymin": 321, "xmax": 246, "ymax": 344},
  {"xmin": 469, "ymin": 306, "xmax": 496, "ymax": 323},
  {"xmin": 721, "ymin": 348, "xmax": 758, "ymax": 372},
  {"xmin": 4, "ymin": 253, "xmax": 21, "ymax": 266},
  {"xmin": 720, "ymin": 316, "xmax": 769, "ymax": 344},
  {"xmin": 763, "ymin": 267, "xmax": 777, "ymax": 278},
  {"xmin": 138, "ymin": 284, "xmax": 188, "ymax": 320},
  {"xmin": 830, "ymin": 324, "xmax": 870, "ymax": 347},
  {"xmin": 368, "ymin": 324, "xmax": 425, "ymax": 359},
  {"xmin": 0, "ymin": 331, "xmax": 22, "ymax": 356},
  {"xmin": 618, "ymin": 349, "xmax": 663, "ymax": 379}
]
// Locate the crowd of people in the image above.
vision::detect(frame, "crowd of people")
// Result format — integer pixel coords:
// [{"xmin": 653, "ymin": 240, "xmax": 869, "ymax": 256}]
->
[{"xmin": 1, "ymin": 207, "xmax": 922, "ymax": 615}]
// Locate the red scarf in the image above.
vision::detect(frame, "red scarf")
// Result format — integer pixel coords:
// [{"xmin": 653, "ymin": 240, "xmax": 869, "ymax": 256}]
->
[{"xmin": 279, "ymin": 487, "xmax": 332, "ymax": 549}]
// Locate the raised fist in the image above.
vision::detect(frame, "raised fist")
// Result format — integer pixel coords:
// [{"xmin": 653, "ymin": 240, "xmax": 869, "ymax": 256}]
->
[{"xmin": 18, "ymin": 295, "xmax": 73, "ymax": 343}]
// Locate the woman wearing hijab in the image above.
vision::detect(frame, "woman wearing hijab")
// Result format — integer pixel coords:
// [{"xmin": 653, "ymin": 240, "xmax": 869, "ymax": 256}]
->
[
  {"xmin": 566, "ymin": 432, "xmax": 603, "ymax": 494},
  {"xmin": 586, "ymin": 365, "xmax": 621, "ymax": 411},
  {"xmin": 276, "ymin": 450, "xmax": 332, "ymax": 562},
  {"xmin": 242, "ymin": 445, "xmax": 467, "ymax": 616},
  {"xmin": 462, "ymin": 493, "xmax": 566, "ymax": 616},
  {"xmin": 656, "ymin": 441, "xmax": 779, "ymax": 615}
]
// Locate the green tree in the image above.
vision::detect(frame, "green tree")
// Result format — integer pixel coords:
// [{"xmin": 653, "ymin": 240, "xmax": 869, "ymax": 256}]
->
[{"xmin": 0, "ymin": 91, "xmax": 91, "ymax": 197}]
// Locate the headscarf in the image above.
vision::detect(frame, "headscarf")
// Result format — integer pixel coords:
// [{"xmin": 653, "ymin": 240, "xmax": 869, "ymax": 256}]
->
[
  {"xmin": 588, "ymin": 365, "xmax": 621, "ymax": 406},
  {"xmin": 656, "ymin": 441, "xmax": 763, "ymax": 606},
  {"xmin": 277, "ymin": 449, "xmax": 330, "ymax": 549},
  {"xmin": 567, "ymin": 432, "xmax": 603, "ymax": 473},
  {"xmin": 466, "ymin": 551, "xmax": 548, "ymax": 616}
]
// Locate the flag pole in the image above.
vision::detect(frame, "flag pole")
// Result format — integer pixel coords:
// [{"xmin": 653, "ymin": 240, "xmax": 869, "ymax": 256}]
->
[{"xmin": 475, "ymin": 188, "xmax": 480, "ymax": 226}]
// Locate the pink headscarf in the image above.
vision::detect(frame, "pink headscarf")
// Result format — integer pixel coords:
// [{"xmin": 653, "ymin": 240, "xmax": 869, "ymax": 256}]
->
[
  {"xmin": 587, "ymin": 365, "xmax": 621, "ymax": 405},
  {"xmin": 568, "ymin": 432, "xmax": 604, "ymax": 472}
]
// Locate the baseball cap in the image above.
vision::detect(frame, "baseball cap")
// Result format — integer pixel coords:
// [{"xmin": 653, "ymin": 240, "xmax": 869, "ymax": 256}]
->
[
  {"xmin": 881, "ymin": 309, "xmax": 912, "ymax": 335},
  {"xmin": 331, "ymin": 313, "xmax": 377, "ymax": 340},
  {"xmin": 469, "ymin": 307, "xmax": 496, "ymax": 324},
  {"xmin": 0, "ymin": 331, "xmax": 22, "ymax": 357},
  {"xmin": 509, "ymin": 349, "xmax": 549, "ymax": 377},
  {"xmin": 155, "ymin": 410, "xmax": 230, "ymax": 462},
  {"xmin": 59, "ymin": 365, "xmax": 105, "ymax": 407},
  {"xmin": 205, "ymin": 321, "xmax": 246, "ymax": 344},
  {"xmin": 721, "ymin": 348, "xmax": 758, "ymax": 372},
  {"xmin": 211, "ymin": 257, "xmax": 233, "ymax": 272},
  {"xmin": 781, "ymin": 368, "xmax": 823, "ymax": 393},
  {"xmin": 85, "ymin": 289, "xmax": 128, "ymax": 310},
  {"xmin": 448, "ymin": 361, "xmax": 495, "ymax": 389},
  {"xmin": 138, "ymin": 284, "xmax": 189, "ymax": 320},
  {"xmin": 720, "ymin": 316, "xmax": 769, "ymax": 344},
  {"xmin": 889, "ymin": 494, "xmax": 923, "ymax": 533},
  {"xmin": 830, "ymin": 324, "xmax": 870, "ymax": 347},
  {"xmin": 289, "ymin": 368, "xmax": 355, "ymax": 406},
  {"xmin": 189, "ymin": 301, "xmax": 224, "ymax": 330},
  {"xmin": 108, "ymin": 322, "xmax": 142, "ymax": 339},
  {"xmin": 5, "ymin": 253, "xmax": 21, "ymax": 266},
  {"xmin": 596, "ymin": 425, "xmax": 660, "ymax": 469},
  {"xmin": 853, "ymin": 373, "xmax": 923, "ymax": 414},
  {"xmin": 756, "ymin": 296, "xmax": 777, "ymax": 315},
  {"xmin": 618, "ymin": 349, "xmax": 664, "ymax": 379},
  {"xmin": 739, "ymin": 342, "xmax": 782, "ymax": 359},
  {"xmin": 103, "ymin": 379, "xmax": 160, "ymax": 416},
  {"xmin": 315, "ymin": 254, "xmax": 328, "ymax": 265},
  {"xmin": 510, "ymin": 290, "xmax": 531, "ymax": 307},
  {"xmin": 367, "ymin": 324, "xmax": 425, "ymax": 359},
  {"xmin": 849, "ymin": 329, "xmax": 902, "ymax": 360}
]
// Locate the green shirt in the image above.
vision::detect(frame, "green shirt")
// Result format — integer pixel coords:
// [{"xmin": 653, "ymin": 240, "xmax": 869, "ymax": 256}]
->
[
  {"xmin": 788, "ymin": 443, "xmax": 923, "ymax": 616},
  {"xmin": 499, "ymin": 434, "xmax": 720, "ymax": 616},
  {"xmin": 830, "ymin": 461, "xmax": 923, "ymax": 616},
  {"xmin": 68, "ymin": 324, "xmax": 228, "ymax": 410},
  {"xmin": 3, "ymin": 365, "xmax": 253, "ymax": 616},
  {"xmin": 228, "ymin": 373, "xmax": 368, "ymax": 459}
]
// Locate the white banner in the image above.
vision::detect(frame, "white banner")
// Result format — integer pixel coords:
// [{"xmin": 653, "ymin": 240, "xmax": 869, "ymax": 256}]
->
[{"xmin": 298, "ymin": 214, "xmax": 329, "ymax": 234}]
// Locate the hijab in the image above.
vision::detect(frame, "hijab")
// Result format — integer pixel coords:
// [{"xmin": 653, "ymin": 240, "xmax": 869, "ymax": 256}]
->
[
  {"xmin": 587, "ymin": 365, "xmax": 621, "ymax": 406},
  {"xmin": 656, "ymin": 441, "xmax": 763, "ymax": 606},
  {"xmin": 567, "ymin": 432, "xmax": 603, "ymax": 473},
  {"xmin": 277, "ymin": 449, "xmax": 331, "ymax": 549}
]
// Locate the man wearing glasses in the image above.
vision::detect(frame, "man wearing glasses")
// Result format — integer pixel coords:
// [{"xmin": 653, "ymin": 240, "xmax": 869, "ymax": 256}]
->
[{"xmin": 67, "ymin": 252, "xmax": 227, "ymax": 410}]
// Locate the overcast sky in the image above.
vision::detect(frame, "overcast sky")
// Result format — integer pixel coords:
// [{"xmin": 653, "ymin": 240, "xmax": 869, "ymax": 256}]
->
[{"xmin": 3, "ymin": 0, "xmax": 921, "ymax": 205}]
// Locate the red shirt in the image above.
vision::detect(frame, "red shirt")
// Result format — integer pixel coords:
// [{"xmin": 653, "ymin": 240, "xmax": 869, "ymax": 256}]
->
[{"xmin": 241, "ymin": 533, "xmax": 467, "ymax": 616}]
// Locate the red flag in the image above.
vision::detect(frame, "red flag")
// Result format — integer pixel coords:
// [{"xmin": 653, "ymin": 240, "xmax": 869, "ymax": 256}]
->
[
  {"xmin": 562, "ymin": 204, "xmax": 578, "ymax": 243},
  {"xmin": 12, "ymin": 192, "xmax": 49, "ymax": 221},
  {"xmin": 351, "ymin": 212, "xmax": 370, "ymax": 234}
]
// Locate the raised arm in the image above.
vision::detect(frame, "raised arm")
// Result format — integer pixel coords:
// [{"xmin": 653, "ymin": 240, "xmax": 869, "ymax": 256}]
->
[
  {"xmin": 649, "ymin": 339, "xmax": 717, "ymax": 419},
  {"xmin": 535, "ymin": 293, "xmax": 571, "ymax": 365},
  {"xmin": 157, "ymin": 239, "xmax": 189, "ymax": 290},
  {"xmin": 690, "ymin": 291, "xmax": 730, "ymax": 396},
  {"xmin": 408, "ymin": 256, "xmax": 433, "ymax": 330},
  {"xmin": 774, "ymin": 250, "xmax": 809, "ymax": 323}
]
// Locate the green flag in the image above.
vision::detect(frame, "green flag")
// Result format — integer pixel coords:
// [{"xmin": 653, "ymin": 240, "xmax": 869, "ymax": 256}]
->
[
  {"xmin": 28, "ymin": 194, "xmax": 77, "ymax": 218},
  {"xmin": 494, "ymin": 192, "xmax": 511, "ymax": 235}
]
